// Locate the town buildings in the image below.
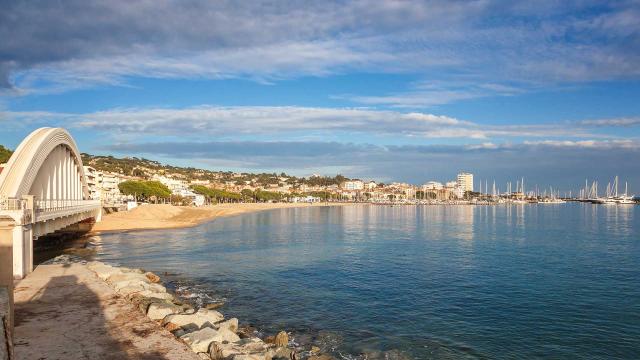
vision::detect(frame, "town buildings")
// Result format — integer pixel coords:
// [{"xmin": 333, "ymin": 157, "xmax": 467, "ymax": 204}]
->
[{"xmin": 457, "ymin": 172, "xmax": 474, "ymax": 193}]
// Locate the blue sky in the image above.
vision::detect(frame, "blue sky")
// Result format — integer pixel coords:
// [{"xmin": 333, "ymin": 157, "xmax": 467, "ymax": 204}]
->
[{"xmin": 1, "ymin": 0, "xmax": 639, "ymax": 192}]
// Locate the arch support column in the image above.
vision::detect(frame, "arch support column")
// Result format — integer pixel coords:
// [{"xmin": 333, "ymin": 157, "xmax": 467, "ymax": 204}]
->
[{"xmin": 0, "ymin": 216, "xmax": 15, "ymax": 351}]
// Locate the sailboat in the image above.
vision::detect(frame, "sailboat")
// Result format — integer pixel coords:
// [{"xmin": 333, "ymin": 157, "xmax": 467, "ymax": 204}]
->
[
  {"xmin": 616, "ymin": 181, "xmax": 635, "ymax": 204},
  {"xmin": 539, "ymin": 186, "xmax": 565, "ymax": 204}
]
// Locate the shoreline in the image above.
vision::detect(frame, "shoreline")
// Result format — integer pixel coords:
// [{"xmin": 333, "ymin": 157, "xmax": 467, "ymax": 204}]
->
[
  {"xmin": 91, "ymin": 202, "xmax": 353, "ymax": 234},
  {"xmin": 17, "ymin": 256, "xmax": 321, "ymax": 360}
]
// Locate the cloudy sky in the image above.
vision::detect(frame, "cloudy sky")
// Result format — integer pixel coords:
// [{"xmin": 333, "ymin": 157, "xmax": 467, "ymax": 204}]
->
[{"xmin": 1, "ymin": 0, "xmax": 639, "ymax": 192}]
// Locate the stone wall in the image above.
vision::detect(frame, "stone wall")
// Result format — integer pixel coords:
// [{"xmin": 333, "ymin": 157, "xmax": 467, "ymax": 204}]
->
[{"xmin": 0, "ymin": 286, "xmax": 12, "ymax": 360}]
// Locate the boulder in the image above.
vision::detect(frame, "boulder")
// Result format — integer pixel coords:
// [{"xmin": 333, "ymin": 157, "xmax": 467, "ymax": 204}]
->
[
  {"xmin": 180, "ymin": 327, "xmax": 240, "ymax": 353},
  {"xmin": 232, "ymin": 355, "xmax": 264, "ymax": 360},
  {"xmin": 113, "ymin": 279, "xmax": 147, "ymax": 292},
  {"xmin": 308, "ymin": 355, "xmax": 334, "ymax": 360},
  {"xmin": 133, "ymin": 296, "xmax": 170, "ymax": 313},
  {"xmin": 216, "ymin": 318, "xmax": 238, "ymax": 333},
  {"xmin": 147, "ymin": 302, "xmax": 183, "ymax": 321},
  {"xmin": 210, "ymin": 341, "xmax": 241, "ymax": 360},
  {"xmin": 164, "ymin": 308, "xmax": 224, "ymax": 330},
  {"xmin": 115, "ymin": 284, "xmax": 146, "ymax": 296},
  {"xmin": 133, "ymin": 290, "xmax": 174, "ymax": 301},
  {"xmin": 90, "ymin": 263, "xmax": 122, "ymax": 281},
  {"xmin": 119, "ymin": 267, "xmax": 145, "ymax": 274},
  {"xmin": 274, "ymin": 331, "xmax": 288, "ymax": 347},
  {"xmin": 145, "ymin": 271, "xmax": 161, "ymax": 283},
  {"xmin": 180, "ymin": 327, "xmax": 219, "ymax": 353},
  {"xmin": 272, "ymin": 347, "xmax": 295, "ymax": 360},
  {"xmin": 106, "ymin": 272, "xmax": 150, "ymax": 285},
  {"xmin": 236, "ymin": 337, "xmax": 272, "ymax": 353},
  {"xmin": 237, "ymin": 325, "xmax": 257, "ymax": 339},
  {"xmin": 205, "ymin": 302, "xmax": 224, "ymax": 310}
]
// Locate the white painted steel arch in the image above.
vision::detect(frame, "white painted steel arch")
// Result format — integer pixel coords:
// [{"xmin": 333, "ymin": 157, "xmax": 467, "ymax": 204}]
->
[{"xmin": 0, "ymin": 127, "xmax": 89, "ymax": 200}]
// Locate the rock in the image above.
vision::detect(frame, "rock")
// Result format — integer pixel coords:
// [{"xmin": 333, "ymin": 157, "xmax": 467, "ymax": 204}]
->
[
  {"xmin": 272, "ymin": 347, "xmax": 295, "ymax": 360},
  {"xmin": 209, "ymin": 342, "xmax": 230, "ymax": 360},
  {"xmin": 308, "ymin": 355, "xmax": 334, "ymax": 360},
  {"xmin": 212, "ymin": 328, "xmax": 240, "ymax": 343},
  {"xmin": 180, "ymin": 327, "xmax": 220, "ymax": 353},
  {"xmin": 106, "ymin": 272, "xmax": 150, "ymax": 285},
  {"xmin": 265, "ymin": 336, "xmax": 275, "ymax": 344},
  {"xmin": 133, "ymin": 296, "xmax": 170, "ymax": 313},
  {"xmin": 205, "ymin": 302, "xmax": 224, "ymax": 310},
  {"xmin": 216, "ymin": 318, "xmax": 238, "ymax": 333},
  {"xmin": 119, "ymin": 267, "xmax": 145, "ymax": 274},
  {"xmin": 274, "ymin": 331, "xmax": 288, "ymax": 347},
  {"xmin": 232, "ymin": 355, "xmax": 263, "ymax": 360},
  {"xmin": 133, "ymin": 290, "xmax": 174, "ymax": 301},
  {"xmin": 164, "ymin": 308, "xmax": 224, "ymax": 330},
  {"xmin": 237, "ymin": 325, "xmax": 256, "ymax": 339},
  {"xmin": 236, "ymin": 337, "xmax": 271, "ymax": 352},
  {"xmin": 145, "ymin": 271, "xmax": 161, "ymax": 283},
  {"xmin": 180, "ymin": 327, "xmax": 240, "ymax": 353},
  {"xmin": 90, "ymin": 263, "xmax": 122, "ymax": 281},
  {"xmin": 164, "ymin": 322, "xmax": 181, "ymax": 332},
  {"xmin": 310, "ymin": 346, "xmax": 321, "ymax": 354},
  {"xmin": 146, "ymin": 282, "xmax": 167, "ymax": 293},
  {"xmin": 115, "ymin": 284, "xmax": 146, "ymax": 296},
  {"xmin": 147, "ymin": 302, "xmax": 182, "ymax": 321},
  {"xmin": 198, "ymin": 353, "xmax": 211, "ymax": 359},
  {"xmin": 113, "ymin": 279, "xmax": 148, "ymax": 292},
  {"xmin": 173, "ymin": 328, "xmax": 188, "ymax": 338}
]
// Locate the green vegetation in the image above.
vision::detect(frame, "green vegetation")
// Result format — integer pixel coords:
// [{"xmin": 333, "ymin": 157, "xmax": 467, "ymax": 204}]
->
[
  {"xmin": 0, "ymin": 145, "xmax": 13, "ymax": 163},
  {"xmin": 118, "ymin": 180, "xmax": 171, "ymax": 200},
  {"xmin": 191, "ymin": 185, "xmax": 242, "ymax": 203},
  {"xmin": 302, "ymin": 174, "xmax": 348, "ymax": 186},
  {"xmin": 81, "ymin": 152, "xmax": 351, "ymax": 189}
]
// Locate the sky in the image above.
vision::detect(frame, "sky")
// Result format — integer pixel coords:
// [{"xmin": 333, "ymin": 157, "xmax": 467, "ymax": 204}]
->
[{"xmin": 1, "ymin": 0, "xmax": 640, "ymax": 193}]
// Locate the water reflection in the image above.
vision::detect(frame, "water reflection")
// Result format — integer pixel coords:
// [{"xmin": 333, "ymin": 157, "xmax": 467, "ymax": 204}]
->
[{"xmin": 95, "ymin": 203, "xmax": 640, "ymax": 359}]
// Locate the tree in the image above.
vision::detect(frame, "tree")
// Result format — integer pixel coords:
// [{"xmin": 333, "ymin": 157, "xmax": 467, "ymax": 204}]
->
[
  {"xmin": 0, "ymin": 145, "xmax": 13, "ymax": 163},
  {"xmin": 241, "ymin": 189, "xmax": 255, "ymax": 202},
  {"xmin": 118, "ymin": 180, "xmax": 171, "ymax": 201}
]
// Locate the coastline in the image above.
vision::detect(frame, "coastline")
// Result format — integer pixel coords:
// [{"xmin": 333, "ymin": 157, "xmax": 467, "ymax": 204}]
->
[
  {"xmin": 15, "ymin": 257, "xmax": 317, "ymax": 360},
  {"xmin": 91, "ymin": 202, "xmax": 352, "ymax": 234}
]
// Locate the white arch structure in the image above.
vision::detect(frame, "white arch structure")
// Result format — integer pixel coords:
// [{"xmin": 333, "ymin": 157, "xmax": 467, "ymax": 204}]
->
[{"xmin": 0, "ymin": 128, "xmax": 101, "ymax": 278}]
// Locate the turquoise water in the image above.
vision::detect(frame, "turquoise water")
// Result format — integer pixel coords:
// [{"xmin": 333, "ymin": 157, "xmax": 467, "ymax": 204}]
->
[{"xmin": 94, "ymin": 204, "xmax": 640, "ymax": 359}]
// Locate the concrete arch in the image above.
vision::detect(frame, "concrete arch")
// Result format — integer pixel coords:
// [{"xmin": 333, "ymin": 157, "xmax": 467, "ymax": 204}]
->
[
  {"xmin": 0, "ymin": 128, "xmax": 101, "ymax": 280},
  {"xmin": 0, "ymin": 127, "xmax": 89, "ymax": 200}
]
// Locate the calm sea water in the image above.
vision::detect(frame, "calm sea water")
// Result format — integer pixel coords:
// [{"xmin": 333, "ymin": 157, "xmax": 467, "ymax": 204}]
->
[{"xmin": 93, "ymin": 204, "xmax": 640, "ymax": 359}]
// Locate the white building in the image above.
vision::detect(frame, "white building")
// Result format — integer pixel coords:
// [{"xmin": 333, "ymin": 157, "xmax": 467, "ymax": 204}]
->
[
  {"xmin": 457, "ymin": 172, "xmax": 474, "ymax": 193},
  {"xmin": 82, "ymin": 167, "xmax": 127, "ymax": 203},
  {"xmin": 83, "ymin": 166, "xmax": 100, "ymax": 200},
  {"xmin": 153, "ymin": 175, "xmax": 189, "ymax": 194},
  {"xmin": 423, "ymin": 181, "xmax": 443, "ymax": 190},
  {"xmin": 341, "ymin": 180, "xmax": 364, "ymax": 191}
]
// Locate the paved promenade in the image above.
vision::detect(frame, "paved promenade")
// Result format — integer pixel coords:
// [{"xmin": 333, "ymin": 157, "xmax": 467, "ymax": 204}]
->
[{"xmin": 13, "ymin": 263, "xmax": 200, "ymax": 360}]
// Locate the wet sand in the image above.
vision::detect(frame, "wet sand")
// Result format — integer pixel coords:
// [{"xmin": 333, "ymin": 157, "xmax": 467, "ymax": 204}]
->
[{"xmin": 92, "ymin": 202, "xmax": 348, "ymax": 233}]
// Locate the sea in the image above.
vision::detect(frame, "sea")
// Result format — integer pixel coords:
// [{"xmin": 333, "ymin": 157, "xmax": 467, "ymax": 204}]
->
[{"xmin": 91, "ymin": 203, "xmax": 640, "ymax": 359}]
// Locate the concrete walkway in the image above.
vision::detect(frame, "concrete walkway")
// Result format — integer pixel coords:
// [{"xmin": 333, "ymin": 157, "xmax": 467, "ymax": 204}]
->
[{"xmin": 13, "ymin": 264, "xmax": 200, "ymax": 360}]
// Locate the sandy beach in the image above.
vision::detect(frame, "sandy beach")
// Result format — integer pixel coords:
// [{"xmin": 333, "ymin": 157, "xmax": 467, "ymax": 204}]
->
[{"xmin": 92, "ymin": 202, "xmax": 348, "ymax": 233}]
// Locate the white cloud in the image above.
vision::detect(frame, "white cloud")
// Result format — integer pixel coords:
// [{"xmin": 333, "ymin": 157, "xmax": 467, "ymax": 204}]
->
[
  {"xmin": 579, "ymin": 117, "xmax": 640, "ymax": 127},
  {"xmin": 1, "ymin": 1, "xmax": 639, "ymax": 95},
  {"xmin": 0, "ymin": 105, "xmax": 604, "ymax": 141}
]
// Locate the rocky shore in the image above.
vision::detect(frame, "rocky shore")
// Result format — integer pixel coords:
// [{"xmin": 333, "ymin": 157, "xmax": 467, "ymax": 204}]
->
[{"xmin": 76, "ymin": 257, "xmax": 333, "ymax": 360}]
